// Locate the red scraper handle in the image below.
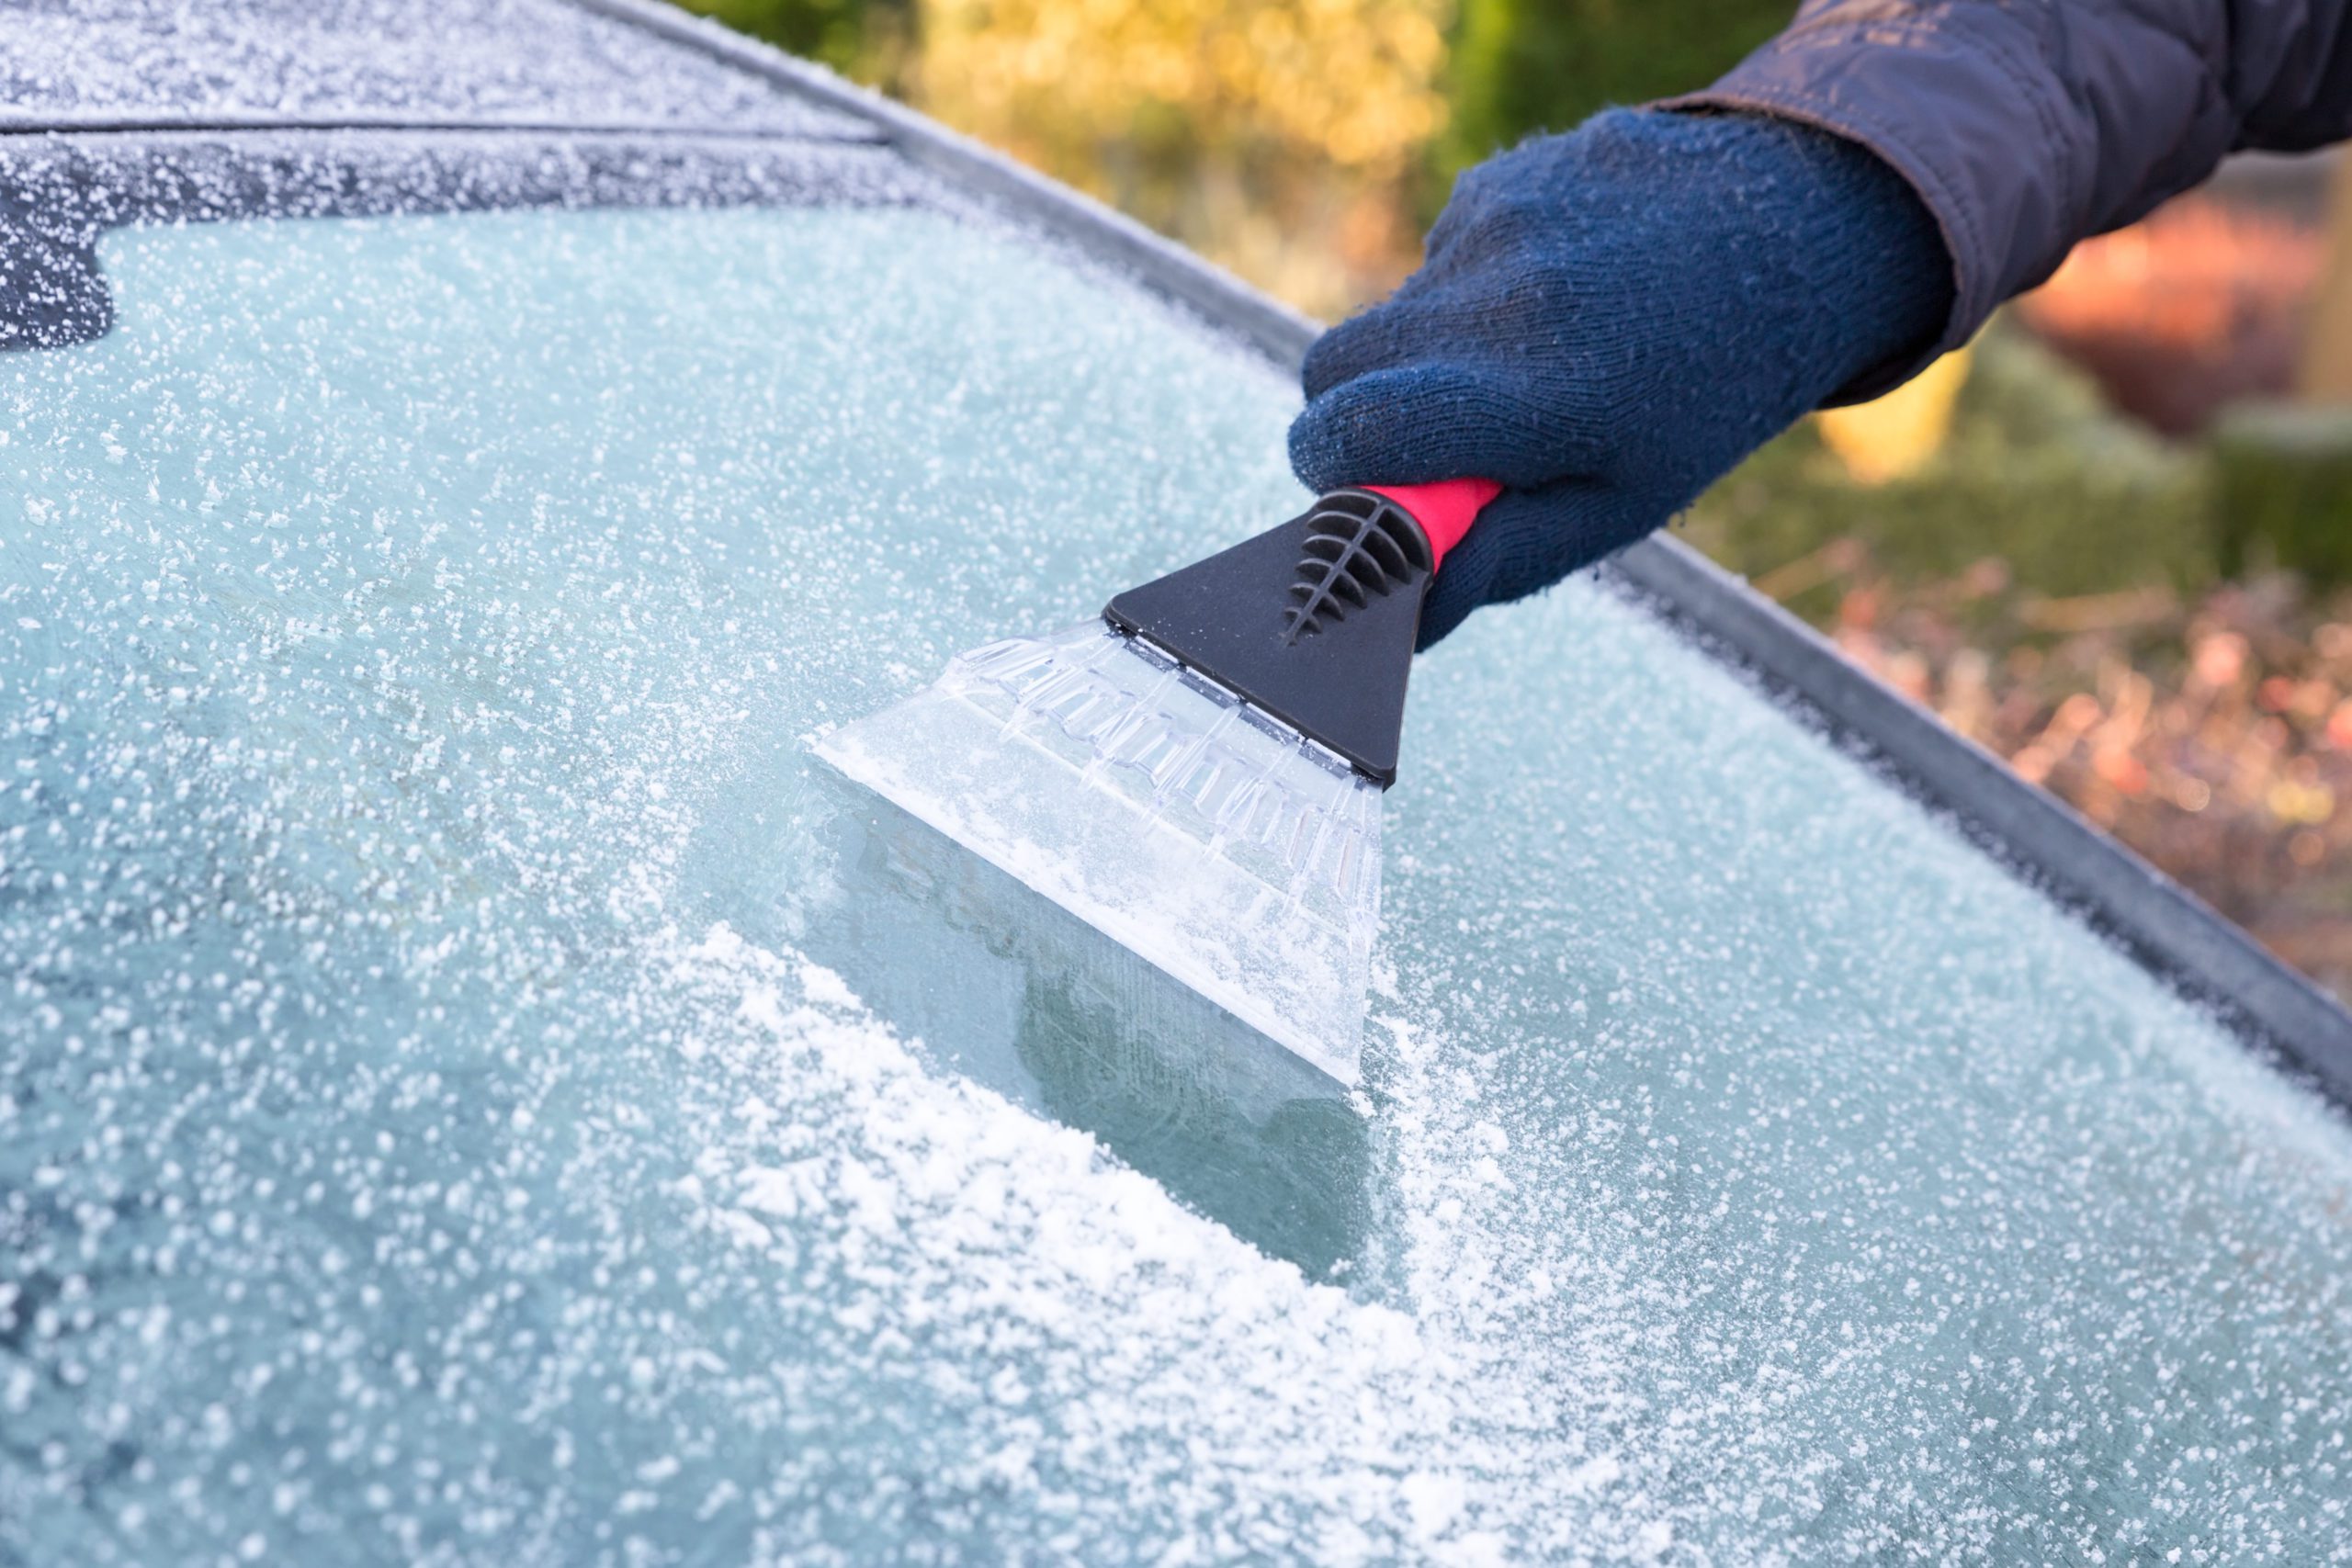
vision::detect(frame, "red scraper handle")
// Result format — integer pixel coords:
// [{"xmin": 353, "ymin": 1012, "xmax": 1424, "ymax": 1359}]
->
[{"xmin": 1361, "ymin": 478, "xmax": 1504, "ymax": 570}]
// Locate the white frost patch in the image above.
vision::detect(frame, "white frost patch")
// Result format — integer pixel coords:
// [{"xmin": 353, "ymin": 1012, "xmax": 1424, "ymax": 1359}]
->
[{"xmin": 659, "ymin": 922, "xmax": 1652, "ymax": 1561}]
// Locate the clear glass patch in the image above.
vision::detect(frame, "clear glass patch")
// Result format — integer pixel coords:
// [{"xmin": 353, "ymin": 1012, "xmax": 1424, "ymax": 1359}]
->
[{"xmin": 818, "ymin": 621, "xmax": 1380, "ymax": 1084}]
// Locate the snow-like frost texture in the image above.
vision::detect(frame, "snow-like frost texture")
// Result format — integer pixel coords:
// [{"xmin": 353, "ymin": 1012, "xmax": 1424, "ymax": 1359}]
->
[
  {"xmin": 0, "ymin": 0, "xmax": 865, "ymax": 136},
  {"xmin": 1, "ymin": 194, "xmax": 2350, "ymax": 1565}
]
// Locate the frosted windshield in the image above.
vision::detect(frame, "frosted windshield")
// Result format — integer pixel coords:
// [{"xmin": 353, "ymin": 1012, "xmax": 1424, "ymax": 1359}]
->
[{"xmin": 5, "ymin": 200, "xmax": 2350, "ymax": 1564}]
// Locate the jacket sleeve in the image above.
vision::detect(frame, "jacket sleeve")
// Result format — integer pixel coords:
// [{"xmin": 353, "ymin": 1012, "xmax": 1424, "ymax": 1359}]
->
[{"xmin": 1667, "ymin": 0, "xmax": 2352, "ymax": 395}]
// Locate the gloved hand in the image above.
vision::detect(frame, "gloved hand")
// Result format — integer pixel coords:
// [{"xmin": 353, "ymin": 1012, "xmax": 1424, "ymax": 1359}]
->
[{"xmin": 1290, "ymin": 107, "xmax": 1954, "ymax": 647}]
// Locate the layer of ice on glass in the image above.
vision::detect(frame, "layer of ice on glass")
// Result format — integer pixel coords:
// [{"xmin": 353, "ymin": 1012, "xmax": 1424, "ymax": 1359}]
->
[{"xmin": 820, "ymin": 620, "xmax": 1380, "ymax": 1083}]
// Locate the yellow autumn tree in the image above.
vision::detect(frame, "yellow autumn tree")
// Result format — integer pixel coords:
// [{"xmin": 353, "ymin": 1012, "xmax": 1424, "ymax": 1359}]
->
[{"xmin": 913, "ymin": 0, "xmax": 1453, "ymax": 315}]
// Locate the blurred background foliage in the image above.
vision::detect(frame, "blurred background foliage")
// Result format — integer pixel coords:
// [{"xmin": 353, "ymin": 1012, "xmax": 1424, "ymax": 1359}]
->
[
  {"xmin": 911, "ymin": 0, "xmax": 1450, "ymax": 308},
  {"xmin": 686, "ymin": 0, "xmax": 912, "ymax": 81},
  {"xmin": 1442, "ymin": 0, "xmax": 1789, "ymax": 176},
  {"xmin": 684, "ymin": 0, "xmax": 1789, "ymax": 314},
  {"xmin": 684, "ymin": 0, "xmax": 2352, "ymax": 1001}
]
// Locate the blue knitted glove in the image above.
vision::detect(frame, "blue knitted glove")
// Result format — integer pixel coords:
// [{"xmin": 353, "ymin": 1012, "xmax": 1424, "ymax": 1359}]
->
[{"xmin": 1290, "ymin": 108, "xmax": 1953, "ymax": 647}]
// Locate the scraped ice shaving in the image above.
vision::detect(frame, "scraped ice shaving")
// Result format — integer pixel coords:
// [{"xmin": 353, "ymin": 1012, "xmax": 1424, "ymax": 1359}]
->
[{"xmin": 814, "ymin": 625, "xmax": 1380, "ymax": 1083}]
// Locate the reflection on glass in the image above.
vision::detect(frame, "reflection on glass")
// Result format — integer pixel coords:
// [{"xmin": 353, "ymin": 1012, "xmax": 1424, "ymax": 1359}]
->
[{"xmin": 801, "ymin": 772, "xmax": 1372, "ymax": 1280}]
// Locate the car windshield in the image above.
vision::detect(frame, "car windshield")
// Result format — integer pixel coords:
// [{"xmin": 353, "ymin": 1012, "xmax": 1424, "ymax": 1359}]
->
[{"xmin": 6, "ymin": 179, "xmax": 2352, "ymax": 1564}]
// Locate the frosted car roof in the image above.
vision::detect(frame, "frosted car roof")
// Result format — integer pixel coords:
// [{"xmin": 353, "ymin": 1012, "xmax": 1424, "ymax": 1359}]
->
[{"xmin": 0, "ymin": 0, "xmax": 871, "ymax": 138}]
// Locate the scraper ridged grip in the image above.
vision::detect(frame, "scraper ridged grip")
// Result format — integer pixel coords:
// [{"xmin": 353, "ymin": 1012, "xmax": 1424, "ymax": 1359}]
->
[
  {"xmin": 1283, "ymin": 490, "xmax": 1434, "ymax": 643},
  {"xmin": 1104, "ymin": 485, "xmax": 1495, "ymax": 786}
]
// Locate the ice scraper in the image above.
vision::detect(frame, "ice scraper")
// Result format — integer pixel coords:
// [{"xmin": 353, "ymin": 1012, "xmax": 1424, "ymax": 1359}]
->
[{"xmin": 816, "ymin": 478, "xmax": 1500, "ymax": 1085}]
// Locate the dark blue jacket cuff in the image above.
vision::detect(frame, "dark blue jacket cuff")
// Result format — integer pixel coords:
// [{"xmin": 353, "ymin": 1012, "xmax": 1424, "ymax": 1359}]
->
[{"xmin": 1661, "ymin": 0, "xmax": 2325, "ymax": 402}]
